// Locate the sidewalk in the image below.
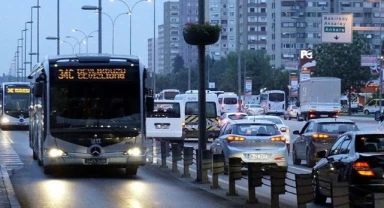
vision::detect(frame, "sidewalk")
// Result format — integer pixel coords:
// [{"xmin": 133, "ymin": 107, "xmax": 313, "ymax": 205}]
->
[{"xmin": 0, "ymin": 134, "xmax": 22, "ymax": 208}]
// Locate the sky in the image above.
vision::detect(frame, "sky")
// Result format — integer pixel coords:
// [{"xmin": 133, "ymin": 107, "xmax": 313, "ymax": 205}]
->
[{"xmin": 0, "ymin": 0, "xmax": 164, "ymax": 76}]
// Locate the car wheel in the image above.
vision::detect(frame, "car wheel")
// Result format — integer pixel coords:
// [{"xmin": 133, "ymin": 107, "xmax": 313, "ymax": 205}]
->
[
  {"xmin": 288, "ymin": 115, "xmax": 292, "ymax": 120},
  {"xmin": 364, "ymin": 110, "xmax": 370, "ymax": 115},
  {"xmin": 313, "ymin": 173, "xmax": 327, "ymax": 204},
  {"xmin": 284, "ymin": 115, "xmax": 287, "ymax": 120},
  {"xmin": 33, "ymin": 151, "xmax": 37, "ymax": 160},
  {"xmin": 306, "ymin": 149, "xmax": 315, "ymax": 168},
  {"xmin": 292, "ymin": 146, "xmax": 301, "ymax": 165}
]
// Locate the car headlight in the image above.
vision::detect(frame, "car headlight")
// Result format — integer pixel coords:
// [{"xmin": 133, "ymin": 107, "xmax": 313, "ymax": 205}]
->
[
  {"xmin": 46, "ymin": 148, "xmax": 67, "ymax": 157},
  {"xmin": 124, "ymin": 147, "xmax": 142, "ymax": 156},
  {"xmin": 1, "ymin": 117, "xmax": 9, "ymax": 123}
]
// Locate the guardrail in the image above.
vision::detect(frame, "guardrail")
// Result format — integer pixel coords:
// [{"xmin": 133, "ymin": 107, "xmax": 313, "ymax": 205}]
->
[{"xmin": 145, "ymin": 139, "xmax": 384, "ymax": 207}]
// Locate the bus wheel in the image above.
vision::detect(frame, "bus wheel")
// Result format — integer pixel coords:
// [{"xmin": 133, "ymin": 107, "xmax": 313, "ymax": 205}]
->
[
  {"xmin": 33, "ymin": 151, "xmax": 37, "ymax": 160},
  {"xmin": 125, "ymin": 165, "xmax": 138, "ymax": 176}
]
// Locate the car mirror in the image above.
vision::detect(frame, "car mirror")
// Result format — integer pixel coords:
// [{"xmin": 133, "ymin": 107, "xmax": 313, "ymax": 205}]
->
[
  {"xmin": 293, "ymin": 130, "xmax": 300, "ymax": 135},
  {"xmin": 316, "ymin": 150, "xmax": 327, "ymax": 158}
]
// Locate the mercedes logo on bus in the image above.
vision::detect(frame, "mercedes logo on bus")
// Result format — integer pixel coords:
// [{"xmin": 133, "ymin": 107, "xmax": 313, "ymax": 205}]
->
[{"xmin": 90, "ymin": 146, "xmax": 102, "ymax": 156}]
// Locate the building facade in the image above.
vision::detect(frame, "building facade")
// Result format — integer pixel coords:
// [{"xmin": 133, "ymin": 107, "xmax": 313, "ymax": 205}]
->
[{"xmin": 163, "ymin": 1, "xmax": 181, "ymax": 74}]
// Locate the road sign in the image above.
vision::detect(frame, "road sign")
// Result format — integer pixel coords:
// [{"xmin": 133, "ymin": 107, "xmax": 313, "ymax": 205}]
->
[
  {"xmin": 361, "ymin": 55, "xmax": 378, "ymax": 67},
  {"xmin": 321, "ymin": 13, "xmax": 353, "ymax": 43}
]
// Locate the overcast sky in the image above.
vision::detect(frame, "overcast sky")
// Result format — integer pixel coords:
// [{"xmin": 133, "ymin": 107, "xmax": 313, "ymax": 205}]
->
[{"xmin": 0, "ymin": 0, "xmax": 164, "ymax": 76}]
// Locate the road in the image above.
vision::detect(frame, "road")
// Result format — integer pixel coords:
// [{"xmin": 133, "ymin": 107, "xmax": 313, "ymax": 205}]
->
[
  {"xmin": 4, "ymin": 131, "xmax": 255, "ymax": 208},
  {"xmin": 2, "ymin": 116, "xmax": 378, "ymax": 208}
]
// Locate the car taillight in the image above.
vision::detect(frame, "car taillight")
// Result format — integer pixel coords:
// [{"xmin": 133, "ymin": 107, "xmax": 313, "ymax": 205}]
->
[
  {"xmin": 227, "ymin": 136, "xmax": 246, "ymax": 142},
  {"xmin": 270, "ymin": 136, "xmax": 286, "ymax": 143},
  {"xmin": 312, "ymin": 133, "xmax": 329, "ymax": 139},
  {"xmin": 353, "ymin": 161, "xmax": 374, "ymax": 176}
]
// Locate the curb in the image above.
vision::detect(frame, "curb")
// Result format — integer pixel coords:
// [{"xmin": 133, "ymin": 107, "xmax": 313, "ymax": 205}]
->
[{"xmin": 1, "ymin": 167, "xmax": 20, "ymax": 208}]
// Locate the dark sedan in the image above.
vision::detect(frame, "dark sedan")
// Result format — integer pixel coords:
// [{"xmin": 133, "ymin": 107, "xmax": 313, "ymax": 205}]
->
[
  {"xmin": 313, "ymin": 131, "xmax": 384, "ymax": 205},
  {"xmin": 291, "ymin": 118, "xmax": 358, "ymax": 167}
]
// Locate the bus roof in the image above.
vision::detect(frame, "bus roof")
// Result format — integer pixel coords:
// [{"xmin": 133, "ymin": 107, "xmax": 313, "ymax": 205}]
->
[{"xmin": 45, "ymin": 54, "xmax": 140, "ymax": 64}]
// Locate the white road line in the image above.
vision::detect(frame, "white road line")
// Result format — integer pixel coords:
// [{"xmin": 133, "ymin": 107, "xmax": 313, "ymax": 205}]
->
[
  {"xmin": 3, "ymin": 135, "xmax": 14, "ymax": 144},
  {"xmin": 288, "ymin": 166, "xmax": 311, "ymax": 173}
]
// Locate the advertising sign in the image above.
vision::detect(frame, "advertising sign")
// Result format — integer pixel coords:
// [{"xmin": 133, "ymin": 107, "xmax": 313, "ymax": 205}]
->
[
  {"xmin": 289, "ymin": 75, "xmax": 298, "ymax": 97},
  {"xmin": 321, "ymin": 13, "xmax": 353, "ymax": 43},
  {"xmin": 284, "ymin": 61, "xmax": 299, "ymax": 70},
  {"xmin": 245, "ymin": 78, "xmax": 252, "ymax": 96}
]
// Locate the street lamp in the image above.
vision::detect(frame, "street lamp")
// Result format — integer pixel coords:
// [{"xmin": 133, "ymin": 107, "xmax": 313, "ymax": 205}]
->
[
  {"xmin": 66, "ymin": 36, "xmax": 81, "ymax": 53},
  {"xmin": 72, "ymin": 29, "xmax": 96, "ymax": 53},
  {"xmin": 61, "ymin": 40, "xmax": 75, "ymax": 54},
  {"xmin": 30, "ymin": 5, "xmax": 40, "ymax": 73},
  {"xmin": 111, "ymin": 0, "xmax": 151, "ymax": 55},
  {"xmin": 46, "ymin": 36, "xmax": 60, "ymax": 55},
  {"xmin": 81, "ymin": 1, "xmax": 102, "ymax": 53},
  {"xmin": 95, "ymin": 12, "xmax": 128, "ymax": 54}
]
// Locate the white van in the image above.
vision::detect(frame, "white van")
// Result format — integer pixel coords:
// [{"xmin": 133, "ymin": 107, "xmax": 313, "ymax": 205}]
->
[
  {"xmin": 175, "ymin": 92, "xmax": 220, "ymax": 139},
  {"xmin": 146, "ymin": 100, "xmax": 185, "ymax": 144},
  {"xmin": 218, "ymin": 92, "xmax": 238, "ymax": 115}
]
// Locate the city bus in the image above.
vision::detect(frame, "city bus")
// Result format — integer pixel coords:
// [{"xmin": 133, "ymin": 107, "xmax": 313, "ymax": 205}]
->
[
  {"xmin": 28, "ymin": 54, "xmax": 154, "ymax": 176},
  {"xmin": 158, "ymin": 89, "xmax": 180, "ymax": 100},
  {"xmin": 0, "ymin": 82, "xmax": 30, "ymax": 130},
  {"xmin": 260, "ymin": 90, "xmax": 286, "ymax": 115}
]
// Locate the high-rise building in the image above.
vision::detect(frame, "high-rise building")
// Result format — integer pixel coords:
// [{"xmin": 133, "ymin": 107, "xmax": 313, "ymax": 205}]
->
[
  {"xmin": 207, "ymin": 0, "xmax": 238, "ymax": 59},
  {"xmin": 147, "ymin": 38, "xmax": 154, "ymax": 73},
  {"xmin": 163, "ymin": 1, "xmax": 181, "ymax": 74},
  {"xmin": 157, "ymin": 24, "xmax": 165, "ymax": 74}
]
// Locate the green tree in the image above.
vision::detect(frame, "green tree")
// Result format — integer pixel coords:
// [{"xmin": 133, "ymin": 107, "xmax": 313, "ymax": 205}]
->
[
  {"xmin": 313, "ymin": 31, "xmax": 372, "ymax": 115},
  {"xmin": 173, "ymin": 55, "xmax": 185, "ymax": 73}
]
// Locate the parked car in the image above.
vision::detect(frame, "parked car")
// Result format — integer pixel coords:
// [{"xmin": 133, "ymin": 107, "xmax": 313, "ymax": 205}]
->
[
  {"xmin": 219, "ymin": 112, "xmax": 248, "ymax": 127},
  {"xmin": 284, "ymin": 105, "xmax": 300, "ymax": 120},
  {"xmin": 210, "ymin": 119, "xmax": 288, "ymax": 171},
  {"xmin": 291, "ymin": 118, "xmax": 359, "ymax": 168},
  {"xmin": 313, "ymin": 131, "xmax": 384, "ymax": 205},
  {"xmin": 247, "ymin": 115, "xmax": 291, "ymax": 154}
]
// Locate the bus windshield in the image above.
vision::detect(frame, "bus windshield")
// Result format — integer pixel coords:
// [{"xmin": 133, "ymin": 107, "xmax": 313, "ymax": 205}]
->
[
  {"xmin": 4, "ymin": 85, "xmax": 30, "ymax": 113},
  {"xmin": 50, "ymin": 82, "xmax": 141, "ymax": 132},
  {"xmin": 269, "ymin": 93, "xmax": 285, "ymax": 102}
]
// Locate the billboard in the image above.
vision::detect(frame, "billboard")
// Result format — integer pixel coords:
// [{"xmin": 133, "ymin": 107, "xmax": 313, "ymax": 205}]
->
[
  {"xmin": 245, "ymin": 78, "xmax": 252, "ymax": 96},
  {"xmin": 289, "ymin": 75, "xmax": 298, "ymax": 97},
  {"xmin": 321, "ymin": 13, "xmax": 353, "ymax": 43},
  {"xmin": 361, "ymin": 55, "xmax": 378, "ymax": 67},
  {"xmin": 284, "ymin": 61, "xmax": 299, "ymax": 70}
]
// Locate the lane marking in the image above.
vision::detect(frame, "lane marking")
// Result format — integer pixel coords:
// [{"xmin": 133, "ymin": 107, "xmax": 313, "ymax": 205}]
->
[{"xmin": 288, "ymin": 166, "xmax": 311, "ymax": 173}]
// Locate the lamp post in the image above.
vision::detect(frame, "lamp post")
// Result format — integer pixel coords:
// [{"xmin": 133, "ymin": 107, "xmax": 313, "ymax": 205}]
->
[
  {"xmin": 30, "ymin": 5, "xmax": 40, "ymax": 73},
  {"xmin": 23, "ymin": 26, "xmax": 29, "ymax": 81},
  {"xmin": 95, "ymin": 12, "xmax": 128, "ymax": 54},
  {"xmin": 111, "ymin": 0, "xmax": 151, "ymax": 55},
  {"xmin": 66, "ymin": 36, "xmax": 81, "ymax": 53},
  {"xmin": 37, "ymin": 0, "xmax": 40, "ymax": 62},
  {"xmin": 72, "ymin": 29, "xmax": 98, "ymax": 53},
  {"xmin": 152, "ymin": 0, "xmax": 156, "ymax": 94},
  {"xmin": 19, "ymin": 35, "xmax": 24, "ymax": 81},
  {"xmin": 46, "ymin": 36, "xmax": 60, "ymax": 55},
  {"xmin": 379, "ymin": 0, "xmax": 383, "ymax": 114},
  {"xmin": 57, "ymin": 0, "xmax": 60, "ymax": 55},
  {"xmin": 61, "ymin": 40, "xmax": 75, "ymax": 54},
  {"xmin": 81, "ymin": 2, "xmax": 102, "ymax": 53}
]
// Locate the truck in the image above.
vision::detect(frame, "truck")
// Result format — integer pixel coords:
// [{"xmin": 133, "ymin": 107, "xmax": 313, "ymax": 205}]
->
[{"xmin": 298, "ymin": 77, "xmax": 341, "ymax": 121}]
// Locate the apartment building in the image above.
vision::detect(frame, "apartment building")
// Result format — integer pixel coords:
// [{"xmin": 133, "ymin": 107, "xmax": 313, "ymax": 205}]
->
[{"xmin": 157, "ymin": 25, "xmax": 165, "ymax": 74}]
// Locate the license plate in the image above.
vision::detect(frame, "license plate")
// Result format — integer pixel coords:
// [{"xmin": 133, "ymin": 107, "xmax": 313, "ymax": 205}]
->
[
  {"xmin": 84, "ymin": 158, "xmax": 108, "ymax": 165},
  {"xmin": 186, "ymin": 125, "xmax": 198, "ymax": 128},
  {"xmin": 320, "ymin": 115, "xmax": 329, "ymax": 118},
  {"xmin": 245, "ymin": 153, "xmax": 269, "ymax": 160}
]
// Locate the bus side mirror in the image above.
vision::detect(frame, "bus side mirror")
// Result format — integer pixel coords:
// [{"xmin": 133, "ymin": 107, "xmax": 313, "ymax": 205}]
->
[
  {"xmin": 295, "ymin": 101, "xmax": 300, "ymax": 107},
  {"xmin": 146, "ymin": 97, "xmax": 154, "ymax": 112},
  {"xmin": 34, "ymin": 83, "xmax": 43, "ymax": 98}
]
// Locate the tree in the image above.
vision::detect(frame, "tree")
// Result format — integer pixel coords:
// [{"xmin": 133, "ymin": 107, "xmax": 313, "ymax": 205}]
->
[
  {"xmin": 173, "ymin": 55, "xmax": 185, "ymax": 73},
  {"xmin": 313, "ymin": 31, "xmax": 372, "ymax": 115}
]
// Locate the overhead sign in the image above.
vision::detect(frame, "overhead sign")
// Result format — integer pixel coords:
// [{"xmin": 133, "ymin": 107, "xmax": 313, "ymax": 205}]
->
[
  {"xmin": 6, "ymin": 88, "xmax": 30, "ymax": 94},
  {"xmin": 361, "ymin": 55, "xmax": 378, "ymax": 67},
  {"xmin": 321, "ymin": 13, "xmax": 353, "ymax": 43}
]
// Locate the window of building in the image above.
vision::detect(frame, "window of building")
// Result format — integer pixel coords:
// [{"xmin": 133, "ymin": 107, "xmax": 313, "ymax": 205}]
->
[
  {"xmin": 221, "ymin": 20, "xmax": 228, "ymax": 24},
  {"xmin": 229, "ymin": 36, "xmax": 234, "ymax": 40},
  {"xmin": 261, "ymin": 26, "xmax": 266, "ymax": 31},
  {"xmin": 261, "ymin": 8, "xmax": 266, "ymax": 13},
  {"xmin": 249, "ymin": 27, "xmax": 256, "ymax": 31},
  {"xmin": 221, "ymin": 35, "xmax": 228, "ymax": 40},
  {"xmin": 229, "ymin": 12, "xmax": 235, "ymax": 17},
  {"xmin": 229, "ymin": 20, "xmax": 234, "ymax": 24},
  {"xmin": 250, "ymin": 8, "xmax": 255, "ymax": 13}
]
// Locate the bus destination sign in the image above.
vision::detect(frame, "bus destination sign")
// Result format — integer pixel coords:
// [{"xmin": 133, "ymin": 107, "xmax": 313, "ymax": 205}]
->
[
  {"xmin": 6, "ymin": 88, "xmax": 30, "ymax": 94},
  {"xmin": 57, "ymin": 68, "xmax": 127, "ymax": 80}
]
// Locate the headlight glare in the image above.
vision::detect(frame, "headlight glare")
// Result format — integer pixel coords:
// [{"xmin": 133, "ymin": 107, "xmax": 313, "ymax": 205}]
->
[
  {"xmin": 1, "ymin": 117, "xmax": 9, "ymax": 123},
  {"xmin": 126, "ymin": 148, "xmax": 141, "ymax": 156},
  {"xmin": 47, "ymin": 148, "xmax": 66, "ymax": 157}
]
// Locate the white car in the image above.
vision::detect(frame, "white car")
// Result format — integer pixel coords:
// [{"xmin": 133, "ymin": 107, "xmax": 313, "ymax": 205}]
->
[
  {"xmin": 247, "ymin": 115, "xmax": 291, "ymax": 153},
  {"xmin": 220, "ymin": 112, "xmax": 248, "ymax": 127},
  {"xmin": 211, "ymin": 119, "xmax": 288, "ymax": 170},
  {"xmin": 284, "ymin": 105, "xmax": 300, "ymax": 120},
  {"xmin": 244, "ymin": 104, "xmax": 264, "ymax": 115}
]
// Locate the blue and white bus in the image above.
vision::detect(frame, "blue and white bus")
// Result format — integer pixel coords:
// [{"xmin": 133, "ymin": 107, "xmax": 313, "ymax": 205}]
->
[
  {"xmin": 260, "ymin": 90, "xmax": 286, "ymax": 115},
  {"xmin": 28, "ymin": 54, "xmax": 154, "ymax": 175},
  {"xmin": 0, "ymin": 82, "xmax": 30, "ymax": 130}
]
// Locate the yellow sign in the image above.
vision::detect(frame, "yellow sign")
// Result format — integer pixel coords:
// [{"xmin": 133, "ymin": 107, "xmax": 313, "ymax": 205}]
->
[
  {"xmin": 7, "ymin": 88, "xmax": 30, "ymax": 93},
  {"xmin": 57, "ymin": 68, "xmax": 127, "ymax": 80}
]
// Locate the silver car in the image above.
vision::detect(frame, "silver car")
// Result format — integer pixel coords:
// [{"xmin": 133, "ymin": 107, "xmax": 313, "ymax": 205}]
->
[{"xmin": 210, "ymin": 119, "xmax": 288, "ymax": 169}]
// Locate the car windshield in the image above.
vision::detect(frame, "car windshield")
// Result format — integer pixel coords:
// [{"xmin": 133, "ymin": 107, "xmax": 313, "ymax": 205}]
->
[
  {"xmin": 224, "ymin": 98, "xmax": 237, "ymax": 104},
  {"xmin": 147, "ymin": 103, "xmax": 180, "ymax": 118},
  {"xmin": 228, "ymin": 114, "xmax": 248, "ymax": 120},
  {"xmin": 356, "ymin": 135, "xmax": 384, "ymax": 153},
  {"xmin": 252, "ymin": 117, "xmax": 283, "ymax": 124},
  {"xmin": 233, "ymin": 123, "xmax": 280, "ymax": 136},
  {"xmin": 317, "ymin": 122, "xmax": 359, "ymax": 134}
]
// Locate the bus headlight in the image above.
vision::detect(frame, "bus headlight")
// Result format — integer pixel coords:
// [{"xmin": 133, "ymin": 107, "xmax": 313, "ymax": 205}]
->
[
  {"xmin": 124, "ymin": 148, "xmax": 142, "ymax": 156},
  {"xmin": 1, "ymin": 117, "xmax": 9, "ymax": 123},
  {"xmin": 46, "ymin": 148, "xmax": 67, "ymax": 157}
]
